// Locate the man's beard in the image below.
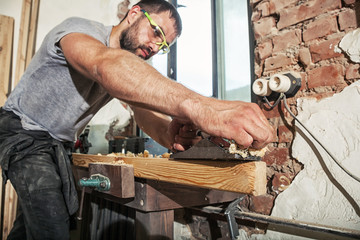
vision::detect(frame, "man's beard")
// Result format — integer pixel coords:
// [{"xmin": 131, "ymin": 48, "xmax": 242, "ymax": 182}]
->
[{"xmin": 119, "ymin": 19, "xmax": 151, "ymax": 60}]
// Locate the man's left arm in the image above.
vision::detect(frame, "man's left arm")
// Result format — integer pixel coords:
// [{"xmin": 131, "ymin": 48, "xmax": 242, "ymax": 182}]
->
[{"xmin": 131, "ymin": 106, "xmax": 201, "ymax": 152}]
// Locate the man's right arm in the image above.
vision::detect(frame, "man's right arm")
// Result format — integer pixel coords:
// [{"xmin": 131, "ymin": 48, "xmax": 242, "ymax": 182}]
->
[{"xmin": 60, "ymin": 33, "xmax": 275, "ymax": 148}]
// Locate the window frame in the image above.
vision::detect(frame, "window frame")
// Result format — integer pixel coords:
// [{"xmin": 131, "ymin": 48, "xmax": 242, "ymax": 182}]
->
[{"xmin": 168, "ymin": 0, "xmax": 256, "ymax": 102}]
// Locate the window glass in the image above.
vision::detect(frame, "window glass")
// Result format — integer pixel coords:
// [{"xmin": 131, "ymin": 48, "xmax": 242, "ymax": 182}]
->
[
  {"xmin": 176, "ymin": 0, "xmax": 213, "ymax": 97},
  {"xmin": 221, "ymin": 0, "xmax": 251, "ymax": 101},
  {"xmin": 150, "ymin": 54, "xmax": 168, "ymax": 77},
  {"xmin": 152, "ymin": 0, "xmax": 251, "ymax": 102}
]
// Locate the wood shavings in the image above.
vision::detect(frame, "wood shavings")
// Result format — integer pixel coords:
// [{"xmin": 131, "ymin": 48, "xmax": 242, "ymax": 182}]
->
[
  {"xmin": 228, "ymin": 143, "xmax": 267, "ymax": 158},
  {"xmin": 105, "ymin": 149, "xmax": 170, "ymax": 158}
]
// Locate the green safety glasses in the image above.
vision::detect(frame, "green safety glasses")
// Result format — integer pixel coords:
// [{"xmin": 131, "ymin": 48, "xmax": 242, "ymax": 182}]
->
[{"xmin": 141, "ymin": 9, "xmax": 170, "ymax": 54}]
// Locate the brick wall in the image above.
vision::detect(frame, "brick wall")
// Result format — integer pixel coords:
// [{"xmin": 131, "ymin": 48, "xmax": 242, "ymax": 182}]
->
[{"xmin": 247, "ymin": 0, "xmax": 359, "ymax": 223}]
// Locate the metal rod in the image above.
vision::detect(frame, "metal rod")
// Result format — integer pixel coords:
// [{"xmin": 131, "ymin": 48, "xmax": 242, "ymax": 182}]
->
[
  {"xmin": 236, "ymin": 211, "xmax": 360, "ymax": 239},
  {"xmin": 77, "ymin": 186, "xmax": 86, "ymax": 221},
  {"xmin": 192, "ymin": 206, "xmax": 360, "ymax": 239}
]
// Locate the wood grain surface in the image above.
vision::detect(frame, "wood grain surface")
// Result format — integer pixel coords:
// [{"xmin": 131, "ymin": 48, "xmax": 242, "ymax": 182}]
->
[{"xmin": 72, "ymin": 153, "xmax": 266, "ymax": 196}]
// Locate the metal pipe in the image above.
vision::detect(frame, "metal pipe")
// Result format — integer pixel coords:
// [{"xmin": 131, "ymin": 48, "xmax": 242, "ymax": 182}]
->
[
  {"xmin": 236, "ymin": 211, "xmax": 360, "ymax": 239},
  {"xmin": 191, "ymin": 206, "xmax": 360, "ymax": 239}
]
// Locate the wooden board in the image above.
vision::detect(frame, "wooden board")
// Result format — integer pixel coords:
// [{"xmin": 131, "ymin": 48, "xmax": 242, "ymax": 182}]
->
[
  {"xmin": 14, "ymin": 0, "xmax": 31, "ymax": 86},
  {"xmin": 0, "ymin": 15, "xmax": 15, "ymax": 240},
  {"xmin": 72, "ymin": 154, "xmax": 266, "ymax": 196},
  {"xmin": 0, "ymin": 15, "xmax": 14, "ymax": 106}
]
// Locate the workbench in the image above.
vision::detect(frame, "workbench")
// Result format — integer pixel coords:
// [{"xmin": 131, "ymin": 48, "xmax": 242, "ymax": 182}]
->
[{"xmin": 72, "ymin": 153, "xmax": 266, "ymax": 239}]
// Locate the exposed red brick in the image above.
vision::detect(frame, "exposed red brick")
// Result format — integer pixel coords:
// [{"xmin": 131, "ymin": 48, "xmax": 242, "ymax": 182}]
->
[
  {"xmin": 278, "ymin": 124, "xmax": 294, "ymax": 143},
  {"xmin": 250, "ymin": 0, "xmax": 262, "ymax": 7},
  {"xmin": 308, "ymin": 64, "xmax": 345, "ymax": 88},
  {"xmin": 306, "ymin": 92, "xmax": 335, "ymax": 100},
  {"xmin": 251, "ymin": 10, "xmax": 261, "ymax": 22},
  {"xmin": 309, "ymin": 38, "xmax": 343, "ymax": 62},
  {"xmin": 249, "ymin": 194, "xmax": 275, "ymax": 215},
  {"xmin": 272, "ymin": 172, "xmax": 294, "ymax": 193},
  {"xmin": 298, "ymin": 72, "xmax": 308, "ymax": 91},
  {"xmin": 298, "ymin": 48, "xmax": 312, "ymax": 67},
  {"xmin": 263, "ymin": 147, "xmax": 289, "ymax": 166},
  {"xmin": 258, "ymin": 40, "xmax": 273, "ymax": 60},
  {"xmin": 260, "ymin": 101, "xmax": 284, "ymax": 119},
  {"xmin": 303, "ymin": 16, "xmax": 338, "ymax": 42},
  {"xmin": 254, "ymin": 61, "xmax": 263, "ymax": 78},
  {"xmin": 273, "ymin": 29, "xmax": 302, "ymax": 52},
  {"xmin": 277, "ymin": 0, "xmax": 342, "ymax": 29},
  {"xmin": 264, "ymin": 53, "xmax": 294, "ymax": 71},
  {"xmin": 256, "ymin": 1, "xmax": 270, "ymax": 17},
  {"xmin": 269, "ymin": 0, "xmax": 298, "ymax": 14},
  {"xmin": 253, "ymin": 17, "xmax": 277, "ymax": 39},
  {"xmin": 338, "ymin": 9, "xmax": 357, "ymax": 30},
  {"xmin": 346, "ymin": 64, "xmax": 360, "ymax": 79}
]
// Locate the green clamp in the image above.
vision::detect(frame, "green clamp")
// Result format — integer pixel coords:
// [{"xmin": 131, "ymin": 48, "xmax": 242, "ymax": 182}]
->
[{"xmin": 78, "ymin": 174, "xmax": 111, "ymax": 191}]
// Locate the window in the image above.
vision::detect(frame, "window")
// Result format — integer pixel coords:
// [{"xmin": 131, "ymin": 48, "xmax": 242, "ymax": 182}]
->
[
  {"xmin": 215, "ymin": 0, "xmax": 252, "ymax": 101},
  {"xmin": 153, "ymin": 0, "xmax": 252, "ymax": 101}
]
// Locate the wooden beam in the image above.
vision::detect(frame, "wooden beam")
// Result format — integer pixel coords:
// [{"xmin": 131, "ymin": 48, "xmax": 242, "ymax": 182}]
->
[
  {"xmin": 72, "ymin": 154, "xmax": 266, "ymax": 196},
  {"xmin": 0, "ymin": 15, "xmax": 15, "ymax": 240},
  {"xmin": 25, "ymin": 0, "xmax": 39, "ymax": 67},
  {"xmin": 0, "ymin": 15, "xmax": 14, "ymax": 106},
  {"xmin": 14, "ymin": 0, "xmax": 32, "ymax": 86}
]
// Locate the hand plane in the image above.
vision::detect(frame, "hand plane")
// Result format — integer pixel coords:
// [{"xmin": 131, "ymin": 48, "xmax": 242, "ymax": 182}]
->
[{"xmin": 170, "ymin": 137, "xmax": 262, "ymax": 161}]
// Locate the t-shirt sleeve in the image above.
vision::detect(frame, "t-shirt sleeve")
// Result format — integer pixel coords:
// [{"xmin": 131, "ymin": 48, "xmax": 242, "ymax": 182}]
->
[{"xmin": 44, "ymin": 17, "xmax": 108, "ymax": 58}]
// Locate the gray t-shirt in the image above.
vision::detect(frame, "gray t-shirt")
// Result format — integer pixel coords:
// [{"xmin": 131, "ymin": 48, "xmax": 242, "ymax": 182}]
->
[{"xmin": 4, "ymin": 17, "xmax": 114, "ymax": 141}]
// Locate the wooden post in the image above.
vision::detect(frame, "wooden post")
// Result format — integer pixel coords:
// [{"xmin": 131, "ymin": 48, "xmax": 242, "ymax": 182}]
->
[
  {"xmin": 135, "ymin": 210, "xmax": 174, "ymax": 240},
  {"xmin": 14, "ymin": 0, "xmax": 31, "ymax": 86},
  {"xmin": 25, "ymin": 0, "xmax": 40, "ymax": 68},
  {"xmin": 0, "ymin": 15, "xmax": 15, "ymax": 240},
  {"xmin": 0, "ymin": 15, "xmax": 14, "ymax": 106}
]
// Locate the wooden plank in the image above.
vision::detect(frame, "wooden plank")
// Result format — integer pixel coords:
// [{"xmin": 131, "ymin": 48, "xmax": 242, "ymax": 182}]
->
[
  {"xmin": 88, "ymin": 163, "xmax": 135, "ymax": 199},
  {"xmin": 14, "ymin": 0, "xmax": 31, "ymax": 86},
  {"xmin": 0, "ymin": 15, "xmax": 15, "ymax": 240},
  {"xmin": 0, "ymin": 16, "xmax": 14, "ymax": 235},
  {"xmin": 2, "ymin": 184, "xmax": 17, "ymax": 240},
  {"xmin": 0, "ymin": 15, "xmax": 14, "ymax": 106},
  {"xmin": 25, "ymin": 0, "xmax": 39, "ymax": 68},
  {"xmin": 72, "ymin": 154, "xmax": 266, "ymax": 196}
]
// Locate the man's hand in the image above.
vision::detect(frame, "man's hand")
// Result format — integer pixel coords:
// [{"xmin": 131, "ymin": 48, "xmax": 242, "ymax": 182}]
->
[
  {"xmin": 167, "ymin": 118, "xmax": 202, "ymax": 152},
  {"xmin": 183, "ymin": 99, "xmax": 275, "ymax": 149}
]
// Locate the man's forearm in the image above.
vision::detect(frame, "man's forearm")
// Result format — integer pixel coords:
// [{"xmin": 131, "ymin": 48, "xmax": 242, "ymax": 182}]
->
[
  {"xmin": 96, "ymin": 49, "xmax": 206, "ymax": 121},
  {"xmin": 132, "ymin": 106, "xmax": 173, "ymax": 149}
]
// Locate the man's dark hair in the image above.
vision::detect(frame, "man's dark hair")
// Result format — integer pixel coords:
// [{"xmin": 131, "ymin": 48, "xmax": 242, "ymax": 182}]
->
[{"xmin": 129, "ymin": 0, "xmax": 182, "ymax": 37}]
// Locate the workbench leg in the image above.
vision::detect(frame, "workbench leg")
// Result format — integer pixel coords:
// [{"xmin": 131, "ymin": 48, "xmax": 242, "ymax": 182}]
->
[{"xmin": 135, "ymin": 210, "xmax": 174, "ymax": 240}]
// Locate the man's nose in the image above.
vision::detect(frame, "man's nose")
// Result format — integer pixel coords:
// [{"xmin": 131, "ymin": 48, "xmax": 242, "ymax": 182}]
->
[{"xmin": 149, "ymin": 41, "xmax": 160, "ymax": 54}]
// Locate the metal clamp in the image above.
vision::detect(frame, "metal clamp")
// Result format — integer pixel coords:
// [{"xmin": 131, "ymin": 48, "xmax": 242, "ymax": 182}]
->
[
  {"xmin": 77, "ymin": 174, "xmax": 111, "ymax": 220},
  {"xmin": 78, "ymin": 174, "xmax": 111, "ymax": 191},
  {"xmin": 225, "ymin": 196, "xmax": 246, "ymax": 240}
]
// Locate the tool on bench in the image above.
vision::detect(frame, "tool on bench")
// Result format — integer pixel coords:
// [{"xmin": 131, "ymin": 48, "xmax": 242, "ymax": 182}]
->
[{"xmin": 170, "ymin": 137, "xmax": 262, "ymax": 161}]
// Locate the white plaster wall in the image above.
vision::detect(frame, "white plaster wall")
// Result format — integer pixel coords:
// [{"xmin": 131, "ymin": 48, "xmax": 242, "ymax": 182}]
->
[{"xmin": 251, "ymin": 81, "xmax": 360, "ymax": 239}]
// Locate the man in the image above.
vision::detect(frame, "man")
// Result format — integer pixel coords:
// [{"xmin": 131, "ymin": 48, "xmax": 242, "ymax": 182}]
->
[{"xmin": 0, "ymin": 0, "xmax": 274, "ymax": 239}]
